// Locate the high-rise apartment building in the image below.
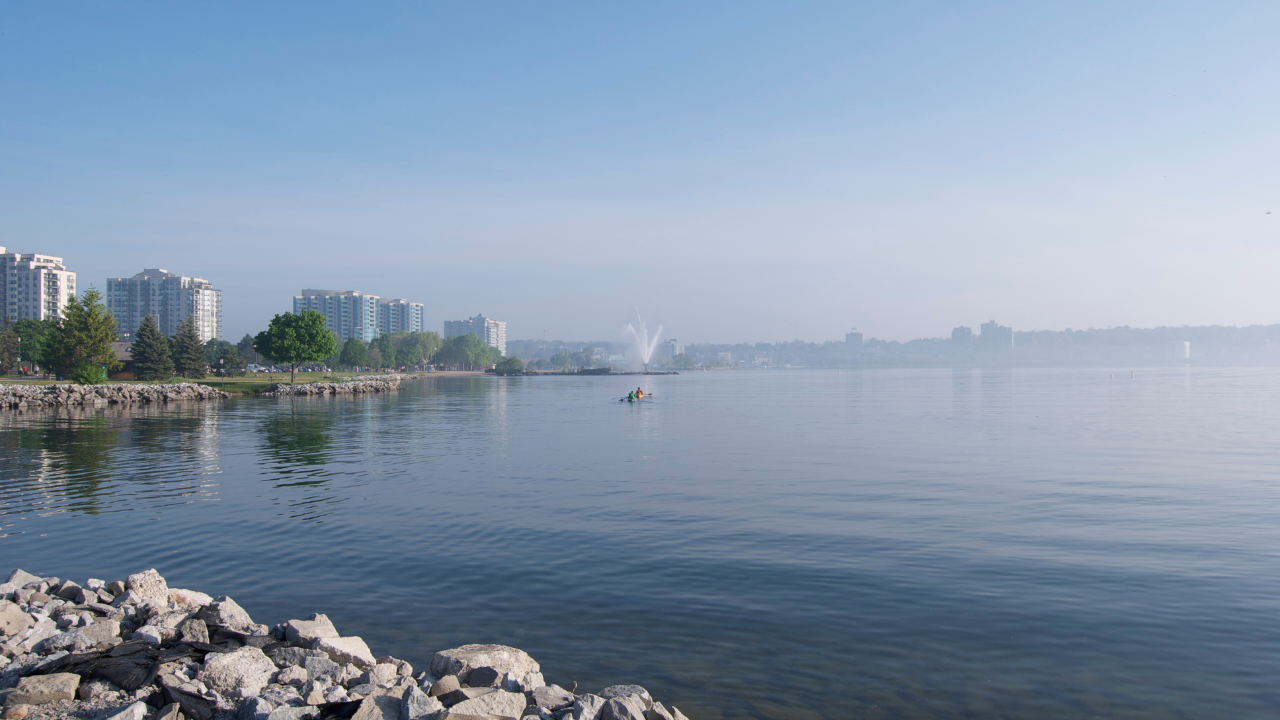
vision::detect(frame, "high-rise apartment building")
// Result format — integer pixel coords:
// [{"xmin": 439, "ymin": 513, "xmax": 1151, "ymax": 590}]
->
[
  {"xmin": 978, "ymin": 320, "xmax": 1014, "ymax": 351},
  {"xmin": 107, "ymin": 269, "xmax": 222, "ymax": 342},
  {"xmin": 378, "ymin": 299, "xmax": 426, "ymax": 335},
  {"xmin": 1, "ymin": 248, "xmax": 78, "ymax": 323},
  {"xmin": 444, "ymin": 314, "xmax": 507, "ymax": 356},
  {"xmin": 293, "ymin": 289, "xmax": 380, "ymax": 343}
]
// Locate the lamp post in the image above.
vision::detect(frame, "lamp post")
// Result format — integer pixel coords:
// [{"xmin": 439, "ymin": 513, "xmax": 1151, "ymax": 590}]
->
[{"xmin": 219, "ymin": 357, "xmax": 224, "ymax": 389}]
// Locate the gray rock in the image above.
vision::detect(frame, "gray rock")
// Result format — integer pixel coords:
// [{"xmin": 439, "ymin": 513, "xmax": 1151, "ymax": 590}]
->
[
  {"xmin": 54, "ymin": 580, "xmax": 81, "ymax": 600},
  {"xmin": 0, "ymin": 600, "xmax": 35, "ymax": 636},
  {"xmin": 599, "ymin": 686, "xmax": 652, "ymax": 709},
  {"xmin": 302, "ymin": 655, "xmax": 338, "ymax": 679},
  {"xmin": 644, "ymin": 703, "xmax": 674, "ymax": 720},
  {"xmin": 132, "ymin": 625, "xmax": 163, "ymax": 645},
  {"xmin": 6, "ymin": 673, "xmax": 80, "ymax": 705},
  {"xmin": 199, "ymin": 645, "xmax": 277, "ymax": 696},
  {"xmin": 351, "ymin": 695, "xmax": 401, "ymax": 720},
  {"xmin": 107, "ymin": 580, "xmax": 126, "ymax": 595},
  {"xmin": 530, "ymin": 685, "xmax": 576, "ymax": 710},
  {"xmin": 284, "ymin": 614, "xmax": 339, "ymax": 646},
  {"xmin": 78, "ymin": 614, "xmax": 120, "ymax": 640},
  {"xmin": 125, "ymin": 569, "xmax": 169, "ymax": 602},
  {"xmin": 669, "ymin": 708, "xmax": 689, "ymax": 720},
  {"xmin": 569, "ymin": 694, "xmax": 607, "ymax": 720},
  {"xmin": 430, "ymin": 644, "xmax": 543, "ymax": 692},
  {"xmin": 440, "ymin": 687, "xmax": 496, "ymax": 706},
  {"xmin": 6, "ymin": 569, "xmax": 40, "ymax": 587},
  {"xmin": 447, "ymin": 689, "xmax": 528, "ymax": 719},
  {"xmin": 154, "ymin": 704, "xmax": 183, "ymax": 720},
  {"xmin": 86, "ymin": 578, "xmax": 106, "ymax": 590},
  {"xmin": 403, "ymin": 685, "xmax": 444, "ymax": 720},
  {"xmin": 276, "ymin": 666, "xmax": 309, "ymax": 685},
  {"xmin": 600, "ymin": 697, "xmax": 648, "ymax": 720},
  {"xmin": 178, "ymin": 617, "xmax": 210, "ymax": 643},
  {"xmin": 266, "ymin": 708, "xmax": 319, "ymax": 720},
  {"xmin": 312, "ymin": 636, "xmax": 375, "ymax": 669},
  {"xmin": 268, "ymin": 646, "xmax": 326, "ymax": 668},
  {"xmin": 104, "ymin": 702, "xmax": 150, "ymax": 720},
  {"xmin": 428, "ymin": 674, "xmax": 461, "ymax": 697},
  {"xmin": 468, "ymin": 666, "xmax": 501, "ymax": 687},
  {"xmin": 197, "ymin": 596, "xmax": 255, "ymax": 632},
  {"xmin": 358, "ymin": 663, "xmax": 399, "ymax": 687},
  {"xmin": 111, "ymin": 589, "xmax": 144, "ymax": 608}
]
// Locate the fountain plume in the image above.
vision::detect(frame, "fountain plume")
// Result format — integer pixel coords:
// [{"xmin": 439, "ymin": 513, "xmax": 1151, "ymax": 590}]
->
[{"xmin": 624, "ymin": 318, "xmax": 663, "ymax": 373}]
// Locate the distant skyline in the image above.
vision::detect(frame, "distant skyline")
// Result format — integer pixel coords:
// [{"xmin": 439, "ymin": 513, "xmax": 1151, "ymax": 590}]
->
[{"xmin": 2, "ymin": 2, "xmax": 1277, "ymax": 343}]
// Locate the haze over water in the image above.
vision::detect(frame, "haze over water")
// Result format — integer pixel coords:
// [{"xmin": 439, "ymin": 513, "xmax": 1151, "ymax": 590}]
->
[{"xmin": 2, "ymin": 370, "xmax": 1277, "ymax": 719}]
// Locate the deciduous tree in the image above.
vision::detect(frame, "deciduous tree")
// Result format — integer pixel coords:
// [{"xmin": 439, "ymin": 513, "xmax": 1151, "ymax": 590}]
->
[
  {"xmin": 339, "ymin": 337, "xmax": 368, "ymax": 369},
  {"xmin": 253, "ymin": 310, "xmax": 340, "ymax": 384}
]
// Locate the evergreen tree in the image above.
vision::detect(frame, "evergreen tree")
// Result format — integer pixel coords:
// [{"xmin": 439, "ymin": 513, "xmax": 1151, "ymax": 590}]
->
[
  {"xmin": 237, "ymin": 333, "xmax": 259, "ymax": 365},
  {"xmin": 339, "ymin": 337, "xmax": 368, "ymax": 369},
  {"xmin": 44, "ymin": 287, "xmax": 121, "ymax": 384},
  {"xmin": 170, "ymin": 318, "xmax": 207, "ymax": 379},
  {"xmin": 130, "ymin": 315, "xmax": 174, "ymax": 380},
  {"xmin": 216, "ymin": 344, "xmax": 246, "ymax": 376},
  {"xmin": 12, "ymin": 318, "xmax": 57, "ymax": 374}
]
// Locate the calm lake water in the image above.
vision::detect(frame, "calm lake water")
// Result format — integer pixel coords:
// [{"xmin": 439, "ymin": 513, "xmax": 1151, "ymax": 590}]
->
[{"xmin": 1, "ymin": 368, "xmax": 1278, "ymax": 719}]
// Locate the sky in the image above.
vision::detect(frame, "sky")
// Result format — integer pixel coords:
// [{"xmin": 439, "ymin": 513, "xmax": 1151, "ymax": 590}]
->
[{"xmin": 1, "ymin": 2, "xmax": 1277, "ymax": 344}]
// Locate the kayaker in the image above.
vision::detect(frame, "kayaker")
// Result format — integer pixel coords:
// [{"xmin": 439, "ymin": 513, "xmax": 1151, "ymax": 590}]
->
[
  {"xmin": 627, "ymin": 391, "xmax": 636, "ymax": 401},
  {"xmin": 636, "ymin": 387, "xmax": 644, "ymax": 398}
]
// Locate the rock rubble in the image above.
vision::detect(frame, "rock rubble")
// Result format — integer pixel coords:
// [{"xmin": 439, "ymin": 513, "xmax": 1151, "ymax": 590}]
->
[
  {"xmin": 0, "ymin": 568, "xmax": 690, "ymax": 720},
  {"xmin": 0, "ymin": 384, "xmax": 229, "ymax": 409},
  {"xmin": 260, "ymin": 375, "xmax": 426, "ymax": 398}
]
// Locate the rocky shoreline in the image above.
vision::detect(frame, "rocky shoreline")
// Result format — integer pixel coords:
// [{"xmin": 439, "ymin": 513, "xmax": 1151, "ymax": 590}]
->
[
  {"xmin": 260, "ymin": 375, "xmax": 425, "ymax": 397},
  {"xmin": 0, "ymin": 384, "xmax": 230, "ymax": 409},
  {"xmin": 0, "ymin": 568, "xmax": 686, "ymax": 720}
]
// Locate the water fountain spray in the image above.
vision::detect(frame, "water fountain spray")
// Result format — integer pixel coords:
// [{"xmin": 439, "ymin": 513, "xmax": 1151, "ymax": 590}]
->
[{"xmin": 624, "ymin": 318, "xmax": 664, "ymax": 373}]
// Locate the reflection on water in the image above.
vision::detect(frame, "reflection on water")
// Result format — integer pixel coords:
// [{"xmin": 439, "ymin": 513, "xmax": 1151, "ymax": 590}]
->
[{"xmin": 1, "ymin": 371, "xmax": 1279, "ymax": 719}]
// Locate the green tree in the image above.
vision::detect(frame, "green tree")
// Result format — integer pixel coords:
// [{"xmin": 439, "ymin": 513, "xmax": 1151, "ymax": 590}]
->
[
  {"xmin": 374, "ymin": 334, "xmax": 397, "ymax": 369},
  {"xmin": 44, "ymin": 287, "xmax": 121, "ymax": 384},
  {"xmin": 253, "ymin": 310, "xmax": 340, "ymax": 384},
  {"xmin": 437, "ymin": 333, "xmax": 490, "ymax": 369},
  {"xmin": 0, "ymin": 318, "xmax": 19, "ymax": 375},
  {"xmin": 13, "ymin": 318, "xmax": 58, "ymax": 374},
  {"xmin": 237, "ymin": 333, "xmax": 260, "ymax": 365},
  {"xmin": 366, "ymin": 346, "xmax": 382, "ymax": 368},
  {"xmin": 130, "ymin": 315, "xmax": 174, "ymax": 381},
  {"xmin": 170, "ymin": 318, "xmax": 207, "ymax": 379},
  {"xmin": 496, "ymin": 356, "xmax": 523, "ymax": 373},
  {"xmin": 671, "ymin": 353, "xmax": 696, "ymax": 369},
  {"xmin": 204, "ymin": 338, "xmax": 235, "ymax": 365},
  {"xmin": 216, "ymin": 344, "xmax": 246, "ymax": 377},
  {"xmin": 339, "ymin": 338, "xmax": 368, "ymax": 369}
]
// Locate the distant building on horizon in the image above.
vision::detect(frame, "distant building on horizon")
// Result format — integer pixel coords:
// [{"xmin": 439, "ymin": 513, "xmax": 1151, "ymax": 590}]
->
[
  {"xmin": 978, "ymin": 320, "xmax": 1014, "ymax": 351},
  {"xmin": 661, "ymin": 338, "xmax": 682, "ymax": 359},
  {"xmin": 845, "ymin": 329, "xmax": 863, "ymax": 360},
  {"xmin": 294, "ymin": 289, "xmax": 380, "ymax": 343},
  {"xmin": 951, "ymin": 326, "xmax": 973, "ymax": 353},
  {"xmin": 377, "ymin": 298, "xmax": 426, "ymax": 335},
  {"xmin": 293, "ymin": 289, "xmax": 425, "ymax": 342},
  {"xmin": 445, "ymin": 314, "xmax": 507, "ymax": 356},
  {"xmin": 1, "ymin": 248, "xmax": 76, "ymax": 323},
  {"xmin": 106, "ymin": 268, "xmax": 220, "ymax": 342}
]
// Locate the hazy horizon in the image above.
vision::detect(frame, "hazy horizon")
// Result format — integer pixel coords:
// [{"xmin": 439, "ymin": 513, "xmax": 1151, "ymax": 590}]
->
[{"xmin": 2, "ymin": 2, "xmax": 1276, "ymax": 344}]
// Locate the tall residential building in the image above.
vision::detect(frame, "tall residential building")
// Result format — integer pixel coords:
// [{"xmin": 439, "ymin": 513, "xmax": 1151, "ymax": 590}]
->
[
  {"xmin": 0, "ymin": 248, "xmax": 77, "ymax": 322},
  {"xmin": 845, "ymin": 330, "xmax": 863, "ymax": 360},
  {"xmin": 444, "ymin": 314, "xmax": 507, "ymax": 356},
  {"xmin": 293, "ymin": 289, "xmax": 380, "ymax": 343},
  {"xmin": 978, "ymin": 320, "xmax": 1014, "ymax": 351},
  {"xmin": 378, "ymin": 299, "xmax": 426, "ymax": 335},
  {"xmin": 106, "ymin": 269, "xmax": 222, "ymax": 342},
  {"xmin": 951, "ymin": 326, "xmax": 973, "ymax": 353},
  {"xmin": 661, "ymin": 338, "xmax": 682, "ymax": 359}
]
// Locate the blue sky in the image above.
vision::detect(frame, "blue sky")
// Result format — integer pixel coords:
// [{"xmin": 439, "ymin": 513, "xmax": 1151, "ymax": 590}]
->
[{"xmin": 1, "ymin": 2, "xmax": 1277, "ymax": 343}]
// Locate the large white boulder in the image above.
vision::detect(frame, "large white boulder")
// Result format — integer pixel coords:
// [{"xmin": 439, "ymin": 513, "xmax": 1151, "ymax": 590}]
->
[
  {"xmin": 429, "ymin": 644, "xmax": 543, "ymax": 692},
  {"xmin": 199, "ymin": 646, "xmax": 276, "ymax": 697}
]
